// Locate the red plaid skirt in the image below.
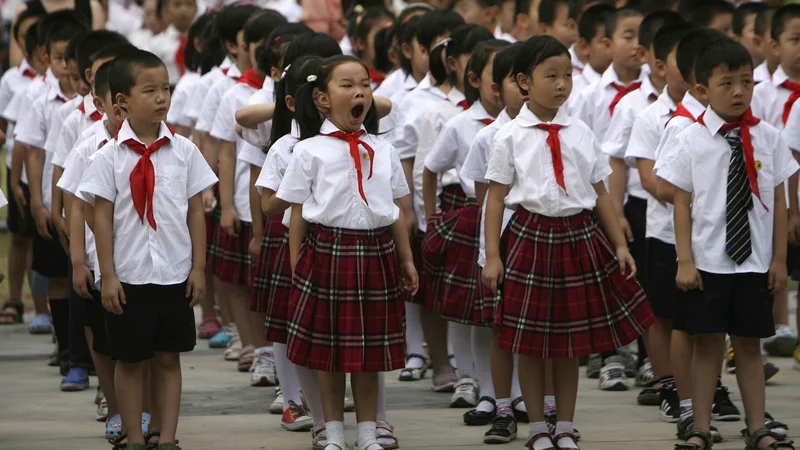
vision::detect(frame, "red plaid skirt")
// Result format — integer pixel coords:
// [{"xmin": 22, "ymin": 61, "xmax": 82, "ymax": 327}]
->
[
  {"xmin": 286, "ymin": 225, "xmax": 406, "ymax": 373},
  {"xmin": 495, "ymin": 207, "xmax": 654, "ymax": 358},
  {"xmin": 250, "ymin": 215, "xmax": 289, "ymax": 310},
  {"xmin": 205, "ymin": 210, "xmax": 219, "ymax": 277},
  {"xmin": 210, "ymin": 209, "xmax": 254, "ymax": 286}
]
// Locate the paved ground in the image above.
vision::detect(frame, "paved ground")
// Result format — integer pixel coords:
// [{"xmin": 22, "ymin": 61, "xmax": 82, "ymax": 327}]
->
[{"xmin": 1, "ymin": 308, "xmax": 799, "ymax": 450}]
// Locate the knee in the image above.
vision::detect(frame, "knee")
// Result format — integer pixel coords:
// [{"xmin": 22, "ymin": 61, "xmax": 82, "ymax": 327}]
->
[
  {"xmin": 151, "ymin": 352, "xmax": 181, "ymax": 371},
  {"xmin": 9, "ymin": 234, "xmax": 27, "ymax": 248},
  {"xmin": 731, "ymin": 337, "xmax": 761, "ymax": 357},
  {"xmin": 117, "ymin": 360, "xmax": 147, "ymax": 374},
  {"xmin": 693, "ymin": 333, "xmax": 725, "ymax": 352}
]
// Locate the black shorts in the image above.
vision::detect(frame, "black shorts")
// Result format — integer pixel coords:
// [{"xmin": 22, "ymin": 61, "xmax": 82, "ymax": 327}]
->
[
  {"xmin": 646, "ymin": 238, "xmax": 677, "ymax": 320},
  {"xmin": 788, "ymin": 243, "xmax": 800, "ymax": 281},
  {"xmin": 624, "ymin": 196, "xmax": 648, "ymax": 291},
  {"xmin": 32, "ymin": 227, "xmax": 69, "ymax": 278},
  {"xmin": 106, "ymin": 281, "xmax": 195, "ymax": 363},
  {"xmin": 83, "ymin": 276, "xmax": 110, "ymax": 357},
  {"xmin": 673, "ymin": 271, "xmax": 774, "ymax": 338},
  {"xmin": 6, "ymin": 176, "xmax": 34, "ymax": 237}
]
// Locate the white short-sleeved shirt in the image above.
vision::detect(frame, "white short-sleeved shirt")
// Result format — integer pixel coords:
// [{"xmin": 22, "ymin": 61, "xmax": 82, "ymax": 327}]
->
[
  {"xmin": 58, "ymin": 123, "xmax": 114, "ymax": 271},
  {"xmin": 43, "ymin": 95, "xmax": 84, "ymax": 156},
  {"xmin": 653, "ymin": 92, "xmax": 707, "ymax": 178},
  {"xmin": 78, "ymin": 120, "xmax": 219, "ymax": 285},
  {"xmin": 5, "ymin": 68, "xmax": 56, "ymax": 125},
  {"xmin": 754, "ymin": 61, "xmax": 771, "ymax": 85},
  {"xmin": 0, "ymin": 188, "xmax": 8, "ymax": 208},
  {"xmin": 374, "ymin": 69, "xmax": 407, "ymax": 103},
  {"xmin": 658, "ymin": 106, "xmax": 799, "ymax": 274},
  {"xmin": 425, "ymin": 100, "xmax": 495, "ymax": 198},
  {"xmin": 148, "ymin": 25, "xmax": 183, "ymax": 84},
  {"xmin": 379, "ymin": 73, "xmax": 419, "ymax": 134},
  {"xmin": 392, "ymin": 73, "xmax": 449, "ymax": 160},
  {"xmin": 79, "ymin": 116, "xmax": 108, "ymax": 143},
  {"xmin": 601, "ymin": 75, "xmax": 660, "ymax": 200},
  {"xmin": 167, "ymin": 71, "xmax": 201, "ymax": 128},
  {"xmin": 194, "ymin": 64, "xmax": 241, "ymax": 133},
  {"xmin": 461, "ymin": 108, "xmax": 516, "ymax": 267},
  {"xmin": 782, "ymin": 100, "xmax": 800, "ymax": 150},
  {"xmin": 184, "ymin": 66, "xmax": 226, "ymax": 122},
  {"xmin": 574, "ymin": 65, "xmax": 648, "ymax": 143},
  {"xmin": 625, "ymin": 90, "xmax": 678, "ymax": 244},
  {"xmin": 0, "ymin": 59, "xmax": 38, "ymax": 167},
  {"xmin": 277, "ymin": 120, "xmax": 410, "ymax": 229},
  {"xmin": 411, "ymin": 93, "xmax": 466, "ymax": 231},
  {"xmin": 752, "ymin": 65, "xmax": 797, "ymax": 129},
  {"xmin": 255, "ymin": 125, "xmax": 300, "ymax": 227},
  {"xmin": 240, "ymin": 78, "xmax": 275, "ymax": 150},
  {"xmin": 51, "ymin": 95, "xmax": 103, "ymax": 168},
  {"xmin": 210, "ymin": 78, "xmax": 262, "ymax": 222},
  {"xmin": 486, "ymin": 105, "xmax": 612, "ymax": 217}
]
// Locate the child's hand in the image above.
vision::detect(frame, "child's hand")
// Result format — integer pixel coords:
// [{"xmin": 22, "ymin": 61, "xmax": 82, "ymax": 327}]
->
[
  {"xmin": 618, "ymin": 215, "xmax": 634, "ymax": 243},
  {"xmin": 31, "ymin": 204, "xmax": 53, "ymax": 240},
  {"xmin": 221, "ymin": 207, "xmax": 241, "ymax": 237},
  {"xmin": 768, "ymin": 260, "xmax": 788, "ymax": 294},
  {"xmin": 101, "ymin": 276, "xmax": 126, "ymax": 315},
  {"xmin": 202, "ymin": 190, "xmax": 215, "ymax": 213},
  {"xmin": 186, "ymin": 268, "xmax": 206, "ymax": 307},
  {"xmin": 52, "ymin": 215, "xmax": 69, "ymax": 252},
  {"xmin": 482, "ymin": 257, "xmax": 504, "ymax": 294},
  {"xmin": 73, "ymin": 262, "xmax": 96, "ymax": 299},
  {"xmin": 400, "ymin": 260, "xmax": 419, "ymax": 296},
  {"xmin": 616, "ymin": 247, "xmax": 637, "ymax": 279},
  {"xmin": 676, "ymin": 261, "xmax": 703, "ymax": 291},
  {"xmin": 11, "ymin": 183, "xmax": 26, "ymax": 208},
  {"xmin": 248, "ymin": 235, "xmax": 262, "ymax": 259}
]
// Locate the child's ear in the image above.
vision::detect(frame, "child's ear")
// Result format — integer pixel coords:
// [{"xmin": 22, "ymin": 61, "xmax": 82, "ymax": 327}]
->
[
  {"xmin": 654, "ymin": 58, "xmax": 667, "ymax": 78},
  {"xmin": 446, "ymin": 55, "xmax": 458, "ymax": 73},
  {"xmin": 116, "ymin": 92, "xmax": 129, "ymax": 112},
  {"xmin": 224, "ymin": 40, "xmax": 238, "ymax": 55},
  {"xmin": 634, "ymin": 45, "xmax": 646, "ymax": 63},
  {"xmin": 84, "ymin": 68, "xmax": 93, "ymax": 86},
  {"xmin": 516, "ymin": 72, "xmax": 531, "ymax": 92},
  {"xmin": 271, "ymin": 67, "xmax": 281, "ymax": 83},
  {"xmin": 468, "ymin": 70, "xmax": 480, "ymax": 89},
  {"xmin": 93, "ymin": 95, "xmax": 105, "ymax": 114},
  {"xmin": 602, "ymin": 36, "xmax": 612, "ymax": 50},
  {"xmin": 315, "ymin": 87, "xmax": 330, "ymax": 111},
  {"xmin": 490, "ymin": 81, "xmax": 501, "ymax": 99},
  {"xmin": 40, "ymin": 48, "xmax": 50, "ymax": 66},
  {"xmin": 769, "ymin": 37, "xmax": 779, "ymax": 53},
  {"xmin": 576, "ymin": 37, "xmax": 589, "ymax": 57},
  {"xmin": 694, "ymin": 83, "xmax": 708, "ymax": 100},
  {"xmin": 285, "ymin": 95, "xmax": 296, "ymax": 113},
  {"xmin": 401, "ymin": 42, "xmax": 413, "ymax": 60}
]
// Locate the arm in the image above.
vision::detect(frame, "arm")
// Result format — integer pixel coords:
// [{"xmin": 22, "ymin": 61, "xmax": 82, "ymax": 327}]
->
[
  {"xmin": 173, "ymin": 125, "xmax": 191, "ymax": 138},
  {"xmin": 593, "ymin": 181, "xmax": 635, "ymax": 278},
  {"xmin": 770, "ymin": 184, "xmax": 789, "ymax": 294},
  {"xmin": 374, "ymin": 96, "xmax": 392, "ymax": 119},
  {"xmin": 608, "ymin": 157, "xmax": 632, "ymax": 241},
  {"xmin": 26, "ymin": 146, "xmax": 52, "ymax": 238},
  {"xmin": 217, "ymin": 140, "xmax": 239, "ymax": 236},
  {"xmin": 389, "ymin": 202, "xmax": 419, "ymax": 295},
  {"xmin": 186, "ymin": 193, "xmax": 208, "ymax": 306},
  {"xmin": 69, "ymin": 199, "xmax": 94, "ymax": 298},
  {"xmin": 787, "ymin": 155, "xmax": 800, "ymax": 242},
  {"xmin": 261, "ymin": 189, "xmax": 291, "ymax": 217},
  {"xmin": 421, "ymin": 168, "xmax": 438, "ymax": 220},
  {"xmin": 10, "ymin": 141, "xmax": 26, "ymax": 208},
  {"xmin": 656, "ymin": 178, "xmax": 675, "ymax": 204},
  {"xmin": 474, "ymin": 181, "xmax": 488, "ymax": 205},
  {"xmin": 235, "ymin": 103, "xmax": 275, "ymax": 129},
  {"xmin": 51, "ymin": 166, "xmax": 68, "ymax": 250},
  {"xmin": 288, "ymin": 203, "xmax": 308, "ymax": 272},
  {"xmin": 95, "ymin": 196, "xmax": 125, "ymax": 314},
  {"xmin": 482, "ymin": 181, "xmax": 509, "ymax": 293},
  {"xmin": 637, "ymin": 158, "xmax": 658, "ymax": 200},
  {"xmin": 672, "ymin": 185, "xmax": 702, "ymax": 291},
  {"xmin": 248, "ymin": 164, "xmax": 265, "ymax": 258},
  {"xmin": 401, "ymin": 159, "xmax": 416, "ymax": 229},
  {"xmin": 85, "ymin": 203, "xmax": 95, "ymax": 232}
]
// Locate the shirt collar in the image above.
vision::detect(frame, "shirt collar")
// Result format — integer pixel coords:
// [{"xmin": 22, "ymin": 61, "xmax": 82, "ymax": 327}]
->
[
  {"xmin": 319, "ymin": 119, "xmax": 366, "ymax": 135},
  {"xmin": 44, "ymin": 68, "xmax": 59, "ymax": 88},
  {"xmin": 656, "ymin": 88, "xmax": 678, "ymax": 114},
  {"xmin": 418, "ymin": 73, "xmax": 432, "ymax": 90},
  {"xmin": 220, "ymin": 56, "xmax": 232, "ymax": 70},
  {"xmin": 771, "ymin": 64, "xmax": 791, "ymax": 86},
  {"xmin": 468, "ymin": 100, "xmax": 493, "ymax": 121},
  {"xmin": 226, "ymin": 64, "xmax": 242, "ymax": 79},
  {"xmin": 640, "ymin": 75, "xmax": 660, "ymax": 99},
  {"xmin": 290, "ymin": 119, "xmax": 301, "ymax": 138},
  {"xmin": 443, "ymin": 87, "xmax": 465, "ymax": 106},
  {"xmin": 261, "ymin": 77, "xmax": 275, "ymax": 93},
  {"xmin": 569, "ymin": 44, "xmax": 584, "ymax": 71},
  {"xmin": 116, "ymin": 119, "xmax": 175, "ymax": 146},
  {"xmin": 699, "ymin": 105, "xmax": 728, "ymax": 136},
  {"xmin": 403, "ymin": 71, "xmax": 419, "ymax": 90},
  {"xmin": 601, "ymin": 64, "xmax": 645, "ymax": 88},
  {"xmin": 83, "ymin": 95, "xmax": 98, "ymax": 115},
  {"xmin": 46, "ymin": 81, "xmax": 70, "ymax": 103},
  {"xmin": 515, "ymin": 104, "xmax": 572, "ymax": 128},
  {"xmin": 19, "ymin": 58, "xmax": 34, "ymax": 74},
  {"xmin": 582, "ymin": 63, "xmax": 601, "ymax": 84},
  {"xmin": 681, "ymin": 92, "xmax": 706, "ymax": 118},
  {"xmin": 494, "ymin": 108, "xmax": 512, "ymax": 127}
]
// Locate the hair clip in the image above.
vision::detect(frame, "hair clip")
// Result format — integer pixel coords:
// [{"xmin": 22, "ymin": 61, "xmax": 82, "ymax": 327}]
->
[
  {"xmin": 281, "ymin": 64, "xmax": 291, "ymax": 80},
  {"xmin": 274, "ymin": 35, "xmax": 281, "ymax": 43},
  {"xmin": 434, "ymin": 37, "xmax": 451, "ymax": 48},
  {"xmin": 307, "ymin": 74, "xmax": 317, "ymax": 82}
]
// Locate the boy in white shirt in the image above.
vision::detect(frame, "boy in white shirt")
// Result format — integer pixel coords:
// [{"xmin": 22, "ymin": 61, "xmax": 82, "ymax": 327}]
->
[
  {"xmin": 733, "ymin": 2, "xmax": 768, "ymax": 72},
  {"xmin": 659, "ymin": 39, "xmax": 797, "ymax": 450},
  {"xmin": 569, "ymin": 3, "xmax": 613, "ymax": 98},
  {"xmin": 753, "ymin": 7, "xmax": 778, "ymax": 84},
  {"xmin": 148, "ymin": 0, "xmax": 198, "ymax": 84},
  {"xmin": 80, "ymin": 50, "xmax": 217, "ymax": 450},
  {"xmin": 536, "ymin": 0, "xmax": 577, "ymax": 51}
]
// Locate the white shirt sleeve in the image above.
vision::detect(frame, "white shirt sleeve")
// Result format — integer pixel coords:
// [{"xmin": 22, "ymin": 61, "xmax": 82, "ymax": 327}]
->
[
  {"xmin": 15, "ymin": 101, "xmax": 46, "ymax": 149},
  {"xmin": 52, "ymin": 117, "xmax": 79, "ymax": 168},
  {"xmin": 588, "ymin": 130, "xmax": 612, "ymax": 184},
  {"xmin": 276, "ymin": 147, "xmax": 313, "ymax": 204},
  {"xmin": 186, "ymin": 143, "xmax": 219, "ymax": 198},
  {"xmin": 79, "ymin": 150, "xmax": 117, "ymax": 204},
  {"xmin": 390, "ymin": 146, "xmax": 410, "ymax": 198},
  {"xmin": 602, "ymin": 103, "xmax": 635, "ymax": 160},
  {"xmin": 774, "ymin": 135, "xmax": 800, "ymax": 187},
  {"xmin": 238, "ymin": 141, "xmax": 267, "ymax": 167},
  {"xmin": 657, "ymin": 132, "xmax": 693, "ymax": 193},
  {"xmin": 485, "ymin": 130, "xmax": 515, "ymax": 185},
  {"xmin": 625, "ymin": 113, "xmax": 658, "ymax": 162},
  {"xmin": 210, "ymin": 93, "xmax": 237, "ymax": 143},
  {"xmin": 57, "ymin": 143, "xmax": 89, "ymax": 195},
  {"xmin": 424, "ymin": 122, "xmax": 459, "ymax": 173},
  {"xmin": 781, "ymin": 101, "xmax": 800, "ymax": 152}
]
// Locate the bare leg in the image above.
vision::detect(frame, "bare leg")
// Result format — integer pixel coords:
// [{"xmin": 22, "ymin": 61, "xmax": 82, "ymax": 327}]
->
[
  {"xmin": 420, "ymin": 308, "xmax": 451, "ymax": 373},
  {"xmin": 351, "ymin": 372, "xmax": 379, "ymax": 423},
  {"xmin": 773, "ymin": 289, "xmax": 790, "ymax": 328},
  {"xmin": 249, "ymin": 311, "xmax": 268, "ymax": 348},
  {"xmin": 219, "ymin": 281, "xmax": 253, "ymax": 347},
  {"xmin": 86, "ymin": 328, "xmax": 119, "ymax": 418},
  {"xmin": 151, "ymin": 352, "xmax": 182, "ymax": 444},
  {"xmin": 200, "ymin": 272, "xmax": 217, "ymax": 321},
  {"xmin": 318, "ymin": 372, "xmax": 346, "ymax": 422},
  {"xmin": 671, "ymin": 330, "xmax": 694, "ymax": 400},
  {"xmin": 732, "ymin": 336, "xmax": 772, "ymax": 442},
  {"xmin": 7, "ymin": 233, "xmax": 30, "ymax": 302},
  {"xmin": 490, "ymin": 329, "xmax": 514, "ymax": 399},
  {"xmin": 687, "ymin": 333, "xmax": 725, "ymax": 447},
  {"xmin": 551, "ymin": 358, "xmax": 579, "ymax": 422},
  {"xmin": 115, "ymin": 360, "xmax": 146, "ymax": 444},
  {"xmin": 648, "ymin": 318, "xmax": 674, "ymax": 381},
  {"xmin": 517, "ymin": 356, "xmax": 545, "ymax": 423}
]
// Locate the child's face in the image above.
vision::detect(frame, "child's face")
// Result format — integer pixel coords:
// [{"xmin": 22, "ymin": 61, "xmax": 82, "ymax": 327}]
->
[
  {"xmin": 605, "ymin": 15, "xmax": 642, "ymax": 72},
  {"xmin": 407, "ymin": 37, "xmax": 429, "ymax": 77},
  {"xmin": 318, "ymin": 62, "xmax": 373, "ymax": 133},
  {"xmin": 357, "ymin": 18, "xmax": 392, "ymax": 69},
  {"xmin": 517, "ymin": 54, "xmax": 572, "ymax": 111},
  {"xmin": 165, "ymin": 0, "xmax": 197, "ymax": 33},
  {"xmin": 67, "ymin": 60, "xmax": 90, "ymax": 96},
  {"xmin": 583, "ymin": 27, "xmax": 611, "ymax": 72},
  {"xmin": 143, "ymin": 0, "xmax": 165, "ymax": 35},
  {"xmin": 120, "ymin": 65, "xmax": 171, "ymax": 123},
  {"xmin": 776, "ymin": 17, "xmax": 800, "ymax": 76},
  {"xmin": 448, "ymin": 52, "xmax": 471, "ymax": 91},
  {"xmin": 664, "ymin": 48, "xmax": 687, "ymax": 93},
  {"xmin": 47, "ymin": 41, "xmax": 69, "ymax": 78},
  {"xmin": 469, "ymin": 54, "xmax": 501, "ymax": 111},
  {"xmin": 455, "ymin": 0, "xmax": 499, "ymax": 32},
  {"xmin": 709, "ymin": 12, "xmax": 735, "ymax": 38},
  {"xmin": 701, "ymin": 63, "xmax": 754, "ymax": 122},
  {"xmin": 737, "ymin": 12, "xmax": 763, "ymax": 66},
  {"xmin": 540, "ymin": 4, "xmax": 577, "ymax": 48},
  {"xmin": 90, "ymin": 56, "xmax": 114, "ymax": 95},
  {"xmin": 499, "ymin": 73, "xmax": 528, "ymax": 113}
]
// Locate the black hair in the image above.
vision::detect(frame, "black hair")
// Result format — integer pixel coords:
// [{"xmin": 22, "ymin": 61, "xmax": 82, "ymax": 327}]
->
[
  {"xmin": 771, "ymin": 5, "xmax": 800, "ymax": 42},
  {"xmin": 694, "ymin": 38, "xmax": 752, "ymax": 86},
  {"xmin": 676, "ymin": 28, "xmax": 726, "ymax": 84},
  {"xmin": 94, "ymin": 59, "xmax": 113, "ymax": 98},
  {"xmin": 353, "ymin": 7, "xmax": 394, "ymax": 57},
  {"xmin": 623, "ymin": 0, "xmax": 678, "ymax": 15},
  {"xmin": 373, "ymin": 25, "xmax": 395, "ymax": 74},
  {"xmin": 638, "ymin": 10, "xmax": 684, "ymax": 51},
  {"xmin": 430, "ymin": 24, "xmax": 493, "ymax": 87},
  {"xmin": 216, "ymin": 2, "xmax": 262, "ymax": 45},
  {"xmin": 109, "ymin": 50, "xmax": 167, "ymax": 107},
  {"xmin": 294, "ymin": 55, "xmax": 379, "ymax": 139},
  {"xmin": 13, "ymin": 8, "xmax": 44, "ymax": 44},
  {"xmin": 199, "ymin": 18, "xmax": 227, "ymax": 75},
  {"xmin": 513, "ymin": 34, "xmax": 569, "ymax": 96},
  {"xmin": 604, "ymin": 7, "xmax": 644, "ymax": 39},
  {"xmin": 465, "ymin": 39, "xmax": 509, "ymax": 105},
  {"xmin": 578, "ymin": 3, "xmax": 615, "ymax": 43},
  {"xmin": 184, "ymin": 11, "xmax": 217, "ymax": 73},
  {"xmin": 397, "ymin": 15, "xmax": 424, "ymax": 75},
  {"xmin": 37, "ymin": 10, "xmax": 88, "ymax": 46},
  {"xmin": 24, "ymin": 24, "xmax": 40, "ymax": 57},
  {"xmin": 65, "ymin": 32, "xmax": 86, "ymax": 63},
  {"xmin": 538, "ymin": 0, "xmax": 580, "ymax": 25},
  {"xmin": 76, "ymin": 30, "xmax": 130, "ymax": 85},
  {"xmin": 653, "ymin": 22, "xmax": 694, "ymax": 63},
  {"xmin": 243, "ymin": 9, "xmax": 288, "ymax": 45},
  {"xmin": 733, "ymin": 3, "xmax": 768, "ymax": 37},
  {"xmin": 268, "ymin": 55, "xmax": 322, "ymax": 150},
  {"xmin": 397, "ymin": 3, "xmax": 434, "ymax": 23},
  {"xmin": 257, "ymin": 24, "xmax": 312, "ymax": 75},
  {"xmin": 417, "ymin": 9, "xmax": 465, "ymax": 50},
  {"xmin": 686, "ymin": 0, "xmax": 733, "ymax": 28},
  {"xmin": 754, "ymin": 7, "xmax": 776, "ymax": 38},
  {"xmin": 156, "ymin": 0, "xmax": 165, "ymax": 19},
  {"xmin": 42, "ymin": 12, "xmax": 89, "ymax": 54},
  {"xmin": 492, "ymin": 41, "xmax": 523, "ymax": 88}
]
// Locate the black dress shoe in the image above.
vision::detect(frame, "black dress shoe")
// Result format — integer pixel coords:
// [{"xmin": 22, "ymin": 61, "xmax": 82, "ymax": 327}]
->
[
  {"xmin": 463, "ymin": 397, "xmax": 496, "ymax": 425},
  {"xmin": 512, "ymin": 396, "xmax": 529, "ymax": 423}
]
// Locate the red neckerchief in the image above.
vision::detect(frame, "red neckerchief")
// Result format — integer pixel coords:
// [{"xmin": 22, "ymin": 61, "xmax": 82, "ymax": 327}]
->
[
  {"xmin": 665, "ymin": 102, "xmax": 697, "ymax": 127},
  {"xmin": 175, "ymin": 35, "xmax": 188, "ymax": 78},
  {"xmin": 221, "ymin": 67, "xmax": 229, "ymax": 76},
  {"xmin": 237, "ymin": 69, "xmax": 264, "ymax": 90},
  {"xmin": 115, "ymin": 124, "xmax": 176, "ymax": 230},
  {"xmin": 609, "ymin": 81, "xmax": 642, "ymax": 115},
  {"xmin": 19, "ymin": 62, "xmax": 36, "ymax": 79},
  {"xmin": 780, "ymin": 79, "xmax": 800, "ymax": 125},
  {"xmin": 323, "ymin": 130, "xmax": 375, "ymax": 205},
  {"xmin": 535, "ymin": 124, "xmax": 567, "ymax": 195},
  {"xmin": 479, "ymin": 118, "xmax": 494, "ymax": 125},
  {"xmin": 698, "ymin": 108, "xmax": 767, "ymax": 211},
  {"xmin": 369, "ymin": 69, "xmax": 385, "ymax": 87},
  {"xmin": 78, "ymin": 102, "xmax": 103, "ymax": 121}
]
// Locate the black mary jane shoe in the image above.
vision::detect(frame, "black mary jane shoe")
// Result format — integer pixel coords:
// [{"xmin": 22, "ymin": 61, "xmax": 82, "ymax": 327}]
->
[
  {"xmin": 513, "ymin": 396, "xmax": 529, "ymax": 423},
  {"xmin": 463, "ymin": 397, "xmax": 496, "ymax": 426}
]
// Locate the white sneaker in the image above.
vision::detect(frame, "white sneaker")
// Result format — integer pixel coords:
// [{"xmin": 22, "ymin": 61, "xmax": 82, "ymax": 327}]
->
[
  {"xmin": 450, "ymin": 377, "xmax": 479, "ymax": 408},
  {"xmin": 635, "ymin": 359, "xmax": 657, "ymax": 387},
  {"xmin": 270, "ymin": 386, "xmax": 284, "ymax": 414},
  {"xmin": 95, "ymin": 396, "xmax": 108, "ymax": 422},
  {"xmin": 763, "ymin": 324, "xmax": 798, "ymax": 357},
  {"xmin": 224, "ymin": 334, "xmax": 242, "ymax": 361},
  {"xmin": 599, "ymin": 357, "xmax": 628, "ymax": 391},
  {"xmin": 249, "ymin": 347, "xmax": 277, "ymax": 387}
]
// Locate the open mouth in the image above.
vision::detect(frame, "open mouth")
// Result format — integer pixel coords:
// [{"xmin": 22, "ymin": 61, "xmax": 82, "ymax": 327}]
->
[{"xmin": 351, "ymin": 104, "xmax": 365, "ymax": 119}]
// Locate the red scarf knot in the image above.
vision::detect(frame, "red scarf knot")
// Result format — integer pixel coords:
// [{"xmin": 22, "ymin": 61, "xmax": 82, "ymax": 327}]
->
[
  {"xmin": 479, "ymin": 118, "xmax": 494, "ymax": 125},
  {"xmin": 124, "ymin": 135, "xmax": 173, "ymax": 230},
  {"xmin": 457, "ymin": 100, "xmax": 469, "ymax": 110},
  {"xmin": 780, "ymin": 79, "xmax": 800, "ymax": 125},
  {"xmin": 324, "ymin": 130, "xmax": 375, "ymax": 205},
  {"xmin": 78, "ymin": 102, "xmax": 103, "ymax": 121},
  {"xmin": 535, "ymin": 123, "xmax": 567, "ymax": 195},
  {"xmin": 237, "ymin": 68, "xmax": 265, "ymax": 90},
  {"xmin": 698, "ymin": 108, "xmax": 767, "ymax": 211},
  {"xmin": 369, "ymin": 69, "xmax": 385, "ymax": 87},
  {"xmin": 609, "ymin": 81, "xmax": 642, "ymax": 115}
]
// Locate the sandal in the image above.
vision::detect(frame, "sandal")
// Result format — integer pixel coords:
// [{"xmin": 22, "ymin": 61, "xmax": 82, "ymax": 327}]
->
[
  {"xmin": 398, "ymin": 353, "xmax": 427, "ymax": 381},
  {"xmin": 745, "ymin": 428, "xmax": 795, "ymax": 450},
  {"xmin": 0, "ymin": 299, "xmax": 23, "ymax": 324},
  {"xmin": 376, "ymin": 420, "xmax": 399, "ymax": 450},
  {"xmin": 356, "ymin": 439, "xmax": 382, "ymax": 450},
  {"xmin": 525, "ymin": 432, "xmax": 556, "ymax": 450},
  {"xmin": 312, "ymin": 423, "xmax": 327, "ymax": 450},
  {"xmin": 237, "ymin": 345, "xmax": 256, "ymax": 372},
  {"xmin": 197, "ymin": 317, "xmax": 221, "ymax": 339},
  {"xmin": 674, "ymin": 430, "xmax": 714, "ymax": 450},
  {"xmin": 145, "ymin": 430, "xmax": 160, "ymax": 449},
  {"xmin": 463, "ymin": 396, "xmax": 496, "ymax": 426},
  {"xmin": 742, "ymin": 413, "xmax": 790, "ymax": 441},
  {"xmin": 553, "ymin": 431, "xmax": 580, "ymax": 450}
]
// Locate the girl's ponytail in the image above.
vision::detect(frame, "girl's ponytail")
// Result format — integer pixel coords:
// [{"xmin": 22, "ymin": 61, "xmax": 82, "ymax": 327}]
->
[{"xmin": 269, "ymin": 56, "xmax": 323, "ymax": 150}]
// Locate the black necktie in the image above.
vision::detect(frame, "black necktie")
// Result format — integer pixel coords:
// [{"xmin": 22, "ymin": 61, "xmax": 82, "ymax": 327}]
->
[{"xmin": 724, "ymin": 129, "xmax": 753, "ymax": 265}]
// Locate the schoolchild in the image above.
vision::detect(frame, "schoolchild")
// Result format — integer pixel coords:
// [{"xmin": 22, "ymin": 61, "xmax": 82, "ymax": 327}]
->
[
  {"xmin": 454, "ymin": 0, "xmax": 502, "ymax": 34},
  {"xmin": 753, "ymin": 8, "xmax": 779, "ymax": 84},
  {"xmin": 685, "ymin": 0, "xmax": 735, "ymax": 37},
  {"xmin": 733, "ymin": 2, "xmax": 768, "ymax": 70},
  {"xmin": 349, "ymin": 6, "xmax": 395, "ymax": 89},
  {"xmin": 569, "ymin": 3, "xmax": 614, "ymax": 100},
  {"xmin": 537, "ymin": 0, "xmax": 578, "ymax": 50},
  {"xmin": 148, "ymin": 0, "xmax": 198, "ymax": 84}
]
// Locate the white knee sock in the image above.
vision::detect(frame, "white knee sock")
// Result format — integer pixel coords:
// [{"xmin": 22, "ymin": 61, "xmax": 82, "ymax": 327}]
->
[
  {"xmin": 472, "ymin": 326, "xmax": 495, "ymax": 412},
  {"xmin": 295, "ymin": 364, "xmax": 324, "ymax": 425},
  {"xmin": 450, "ymin": 322, "xmax": 475, "ymax": 379},
  {"xmin": 377, "ymin": 372, "xmax": 388, "ymax": 423},
  {"xmin": 273, "ymin": 343, "xmax": 301, "ymax": 410},
  {"xmin": 404, "ymin": 302, "xmax": 426, "ymax": 369}
]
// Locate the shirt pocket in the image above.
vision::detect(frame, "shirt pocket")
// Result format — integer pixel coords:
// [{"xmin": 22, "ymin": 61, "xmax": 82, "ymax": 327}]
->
[{"xmin": 158, "ymin": 165, "xmax": 188, "ymax": 203}]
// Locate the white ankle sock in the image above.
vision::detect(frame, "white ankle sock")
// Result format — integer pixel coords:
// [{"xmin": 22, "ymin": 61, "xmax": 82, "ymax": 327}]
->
[
  {"xmin": 496, "ymin": 397, "xmax": 511, "ymax": 415},
  {"xmin": 529, "ymin": 421, "xmax": 552, "ymax": 450},
  {"xmin": 555, "ymin": 421, "xmax": 578, "ymax": 449},
  {"xmin": 325, "ymin": 421, "xmax": 345, "ymax": 448},
  {"xmin": 357, "ymin": 421, "xmax": 380, "ymax": 449},
  {"xmin": 680, "ymin": 399, "xmax": 693, "ymax": 422},
  {"xmin": 451, "ymin": 323, "xmax": 475, "ymax": 378},
  {"xmin": 295, "ymin": 364, "xmax": 324, "ymax": 425},
  {"xmin": 404, "ymin": 302, "xmax": 425, "ymax": 370}
]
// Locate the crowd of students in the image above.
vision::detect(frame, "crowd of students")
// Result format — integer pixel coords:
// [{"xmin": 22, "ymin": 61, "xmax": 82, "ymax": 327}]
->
[{"xmin": 0, "ymin": 0, "xmax": 799, "ymax": 449}]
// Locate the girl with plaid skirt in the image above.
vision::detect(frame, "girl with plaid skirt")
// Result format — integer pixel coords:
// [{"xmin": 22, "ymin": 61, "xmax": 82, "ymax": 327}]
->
[
  {"xmin": 482, "ymin": 36, "xmax": 655, "ymax": 450},
  {"xmin": 275, "ymin": 55, "xmax": 418, "ymax": 450},
  {"xmin": 421, "ymin": 39, "xmax": 508, "ymax": 423}
]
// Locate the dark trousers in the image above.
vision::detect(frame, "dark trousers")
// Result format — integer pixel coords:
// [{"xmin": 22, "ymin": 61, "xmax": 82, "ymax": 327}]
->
[{"xmin": 68, "ymin": 262, "xmax": 94, "ymax": 369}]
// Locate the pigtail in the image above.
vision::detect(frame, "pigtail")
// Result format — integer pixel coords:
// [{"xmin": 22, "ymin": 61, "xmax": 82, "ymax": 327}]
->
[
  {"xmin": 429, "ymin": 38, "xmax": 449, "ymax": 87},
  {"xmin": 269, "ymin": 56, "xmax": 323, "ymax": 150},
  {"xmin": 295, "ymin": 68, "xmax": 326, "ymax": 140},
  {"xmin": 463, "ymin": 39, "xmax": 509, "ymax": 106}
]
